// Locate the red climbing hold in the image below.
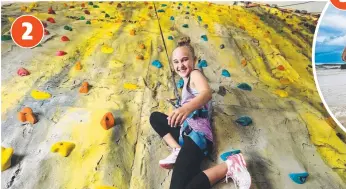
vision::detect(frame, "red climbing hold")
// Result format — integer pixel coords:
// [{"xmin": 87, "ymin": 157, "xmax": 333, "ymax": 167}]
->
[
  {"xmin": 277, "ymin": 65, "xmax": 285, "ymax": 71},
  {"xmin": 17, "ymin": 68, "xmax": 30, "ymax": 76},
  {"xmin": 48, "ymin": 6, "xmax": 55, "ymax": 14},
  {"xmin": 47, "ymin": 17, "xmax": 55, "ymax": 23},
  {"xmin": 61, "ymin": 36, "xmax": 70, "ymax": 42},
  {"xmin": 41, "ymin": 21, "xmax": 47, "ymax": 28},
  {"xmin": 44, "ymin": 29, "xmax": 49, "ymax": 35},
  {"xmin": 84, "ymin": 10, "xmax": 90, "ymax": 15},
  {"xmin": 56, "ymin": 51, "xmax": 67, "ymax": 56}
]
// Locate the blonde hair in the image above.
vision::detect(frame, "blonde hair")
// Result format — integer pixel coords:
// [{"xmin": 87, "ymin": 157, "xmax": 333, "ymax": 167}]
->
[{"xmin": 174, "ymin": 37, "xmax": 195, "ymax": 58}]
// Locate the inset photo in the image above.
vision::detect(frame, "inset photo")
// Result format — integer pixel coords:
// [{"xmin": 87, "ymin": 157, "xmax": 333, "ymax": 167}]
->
[{"xmin": 314, "ymin": 3, "xmax": 346, "ymax": 130}]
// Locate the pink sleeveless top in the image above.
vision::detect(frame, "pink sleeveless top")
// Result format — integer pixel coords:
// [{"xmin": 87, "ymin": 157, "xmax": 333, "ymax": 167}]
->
[{"xmin": 180, "ymin": 74, "xmax": 213, "ymax": 142}]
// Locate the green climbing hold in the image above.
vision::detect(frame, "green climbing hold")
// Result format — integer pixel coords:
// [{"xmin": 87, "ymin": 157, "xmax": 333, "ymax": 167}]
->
[
  {"xmin": 179, "ymin": 3, "xmax": 182, "ymax": 6},
  {"xmin": 101, "ymin": 11, "xmax": 105, "ymax": 13},
  {"xmin": 1, "ymin": 35, "xmax": 12, "ymax": 41},
  {"xmin": 201, "ymin": 35, "xmax": 208, "ymax": 41},
  {"xmin": 237, "ymin": 83, "xmax": 252, "ymax": 91},
  {"xmin": 260, "ymin": 16, "xmax": 265, "ymax": 21},
  {"xmin": 222, "ymin": 69, "xmax": 231, "ymax": 77},
  {"xmin": 161, "ymin": 4, "xmax": 167, "ymax": 7},
  {"xmin": 198, "ymin": 16, "xmax": 202, "ymax": 22},
  {"xmin": 182, "ymin": 24, "xmax": 189, "ymax": 28},
  {"xmin": 105, "ymin": 13, "xmax": 110, "ymax": 18},
  {"xmin": 168, "ymin": 36, "xmax": 173, "ymax": 40},
  {"xmin": 64, "ymin": 25, "xmax": 72, "ymax": 31},
  {"xmin": 235, "ymin": 116, "xmax": 252, "ymax": 126},
  {"xmin": 88, "ymin": 2, "xmax": 93, "ymax": 5},
  {"xmin": 86, "ymin": 20, "xmax": 91, "ymax": 24},
  {"xmin": 158, "ymin": 9, "xmax": 165, "ymax": 13},
  {"xmin": 79, "ymin": 16, "xmax": 85, "ymax": 20},
  {"xmin": 187, "ymin": 6, "xmax": 190, "ymax": 9},
  {"xmin": 93, "ymin": 5, "xmax": 99, "ymax": 8},
  {"xmin": 170, "ymin": 16, "xmax": 175, "ymax": 21}
]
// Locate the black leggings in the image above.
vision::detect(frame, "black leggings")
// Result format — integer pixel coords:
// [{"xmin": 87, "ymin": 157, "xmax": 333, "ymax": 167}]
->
[{"xmin": 150, "ymin": 111, "xmax": 213, "ymax": 189}]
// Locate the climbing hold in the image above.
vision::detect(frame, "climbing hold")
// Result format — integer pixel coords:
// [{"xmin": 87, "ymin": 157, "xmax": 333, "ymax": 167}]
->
[
  {"xmin": 48, "ymin": 6, "xmax": 55, "ymax": 14},
  {"xmin": 185, "ymin": 12, "xmax": 190, "ymax": 15},
  {"xmin": 240, "ymin": 26, "xmax": 246, "ymax": 31},
  {"xmin": 18, "ymin": 107, "xmax": 37, "ymax": 124},
  {"xmin": 75, "ymin": 61, "xmax": 82, "ymax": 70},
  {"xmin": 170, "ymin": 16, "xmax": 174, "ymax": 21},
  {"xmin": 197, "ymin": 16, "xmax": 202, "ymax": 22},
  {"xmin": 273, "ymin": 89, "xmax": 288, "ymax": 98},
  {"xmin": 46, "ymin": 17, "xmax": 55, "ymax": 23},
  {"xmin": 1, "ymin": 147, "xmax": 13, "ymax": 172},
  {"xmin": 61, "ymin": 36, "xmax": 69, "ymax": 42},
  {"xmin": 157, "ymin": 9, "xmax": 165, "ymax": 13},
  {"xmin": 136, "ymin": 55, "xmax": 144, "ymax": 60},
  {"xmin": 69, "ymin": 5, "xmax": 75, "ymax": 9},
  {"xmin": 220, "ymin": 44, "xmax": 225, "ymax": 49},
  {"xmin": 31, "ymin": 90, "xmax": 51, "ymax": 100},
  {"xmin": 241, "ymin": 59, "xmax": 247, "ymax": 67},
  {"xmin": 221, "ymin": 69, "xmax": 231, "ymax": 77},
  {"xmin": 81, "ymin": 3, "xmax": 85, "ymax": 7},
  {"xmin": 237, "ymin": 83, "xmax": 252, "ymax": 91},
  {"xmin": 187, "ymin": 6, "xmax": 190, "ymax": 9},
  {"xmin": 79, "ymin": 16, "xmax": 85, "ymax": 20},
  {"xmin": 168, "ymin": 36, "xmax": 174, "ymax": 40},
  {"xmin": 218, "ymin": 86, "xmax": 226, "ymax": 96},
  {"xmin": 177, "ymin": 6, "xmax": 180, "ymax": 10},
  {"xmin": 124, "ymin": 83, "xmax": 138, "ymax": 90},
  {"xmin": 100, "ymin": 112, "xmax": 115, "ymax": 130},
  {"xmin": 235, "ymin": 116, "xmax": 252, "ymax": 126},
  {"xmin": 161, "ymin": 4, "xmax": 167, "ymax": 7},
  {"xmin": 86, "ymin": 20, "xmax": 91, "ymax": 24},
  {"xmin": 117, "ymin": 3, "xmax": 122, "ymax": 8},
  {"xmin": 56, "ymin": 51, "xmax": 67, "ymax": 56},
  {"xmin": 148, "ymin": 6, "xmax": 153, "ymax": 9},
  {"xmin": 130, "ymin": 29, "xmax": 136, "ymax": 36},
  {"xmin": 177, "ymin": 78, "xmax": 184, "ymax": 89},
  {"xmin": 1, "ymin": 35, "xmax": 12, "ymax": 41},
  {"xmin": 17, "ymin": 68, "xmax": 30, "ymax": 76},
  {"xmin": 201, "ymin": 35, "xmax": 208, "ymax": 41},
  {"xmin": 105, "ymin": 13, "xmax": 110, "ymax": 18},
  {"xmin": 84, "ymin": 10, "xmax": 90, "ymax": 15},
  {"xmin": 101, "ymin": 45, "xmax": 114, "ymax": 54},
  {"xmin": 152, "ymin": 60, "xmax": 162, "ymax": 68},
  {"xmin": 277, "ymin": 65, "xmax": 285, "ymax": 71},
  {"xmin": 79, "ymin": 82, "xmax": 89, "ymax": 93},
  {"xmin": 157, "ymin": 46, "xmax": 163, "ymax": 52},
  {"xmin": 51, "ymin": 141, "xmax": 75, "ymax": 157},
  {"xmin": 182, "ymin": 24, "xmax": 189, "ymax": 28},
  {"xmin": 41, "ymin": 21, "xmax": 47, "ymax": 28},
  {"xmin": 197, "ymin": 60, "xmax": 208, "ymax": 68},
  {"xmin": 220, "ymin": 149, "xmax": 241, "ymax": 161},
  {"xmin": 64, "ymin": 25, "xmax": 72, "ymax": 31},
  {"xmin": 88, "ymin": 2, "xmax": 93, "ymax": 5},
  {"xmin": 170, "ymin": 26, "xmax": 175, "ymax": 31},
  {"xmin": 280, "ymin": 78, "xmax": 290, "ymax": 85},
  {"xmin": 289, "ymin": 172, "xmax": 309, "ymax": 184},
  {"xmin": 139, "ymin": 44, "xmax": 145, "ymax": 49},
  {"xmin": 44, "ymin": 29, "xmax": 49, "ymax": 35},
  {"xmin": 179, "ymin": 3, "xmax": 182, "ymax": 6},
  {"xmin": 93, "ymin": 5, "xmax": 99, "ymax": 8},
  {"xmin": 204, "ymin": 24, "xmax": 208, "ymax": 29}
]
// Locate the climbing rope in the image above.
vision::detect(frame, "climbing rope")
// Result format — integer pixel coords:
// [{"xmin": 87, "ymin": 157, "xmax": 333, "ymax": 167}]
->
[{"xmin": 153, "ymin": 2, "xmax": 180, "ymax": 102}]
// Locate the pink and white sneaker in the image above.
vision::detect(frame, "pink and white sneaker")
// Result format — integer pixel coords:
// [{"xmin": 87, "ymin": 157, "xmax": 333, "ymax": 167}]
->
[
  {"xmin": 159, "ymin": 148, "xmax": 181, "ymax": 169},
  {"xmin": 225, "ymin": 153, "xmax": 251, "ymax": 189}
]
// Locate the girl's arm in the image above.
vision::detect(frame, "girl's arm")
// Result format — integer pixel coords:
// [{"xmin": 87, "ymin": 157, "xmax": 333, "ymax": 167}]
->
[{"xmin": 168, "ymin": 70, "xmax": 212, "ymax": 127}]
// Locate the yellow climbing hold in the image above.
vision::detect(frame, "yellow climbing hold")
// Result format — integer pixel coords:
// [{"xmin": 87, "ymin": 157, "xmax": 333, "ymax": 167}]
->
[
  {"xmin": 1, "ymin": 147, "xmax": 13, "ymax": 171},
  {"xmin": 95, "ymin": 186, "xmax": 118, "ymax": 189},
  {"xmin": 29, "ymin": 2, "xmax": 38, "ymax": 9},
  {"xmin": 51, "ymin": 141, "xmax": 75, "ymax": 157},
  {"xmin": 123, "ymin": 83, "xmax": 138, "ymax": 90},
  {"xmin": 31, "ymin": 90, "xmax": 51, "ymax": 100},
  {"xmin": 273, "ymin": 89, "xmax": 288, "ymax": 98},
  {"xmin": 101, "ymin": 45, "xmax": 114, "ymax": 54},
  {"xmin": 279, "ymin": 78, "xmax": 291, "ymax": 85},
  {"xmin": 8, "ymin": 17, "xmax": 15, "ymax": 23}
]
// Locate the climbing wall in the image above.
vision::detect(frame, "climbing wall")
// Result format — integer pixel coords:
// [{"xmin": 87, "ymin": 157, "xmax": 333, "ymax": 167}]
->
[{"xmin": 1, "ymin": 2, "xmax": 346, "ymax": 189}]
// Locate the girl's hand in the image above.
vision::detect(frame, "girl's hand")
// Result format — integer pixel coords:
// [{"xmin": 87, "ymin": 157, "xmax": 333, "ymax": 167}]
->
[{"xmin": 167, "ymin": 106, "xmax": 192, "ymax": 127}]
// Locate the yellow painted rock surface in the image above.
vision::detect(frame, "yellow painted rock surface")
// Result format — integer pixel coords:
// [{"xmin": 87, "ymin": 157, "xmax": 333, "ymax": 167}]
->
[
  {"xmin": 1, "ymin": 147, "xmax": 13, "ymax": 171},
  {"xmin": 1, "ymin": 1, "xmax": 345, "ymax": 189}
]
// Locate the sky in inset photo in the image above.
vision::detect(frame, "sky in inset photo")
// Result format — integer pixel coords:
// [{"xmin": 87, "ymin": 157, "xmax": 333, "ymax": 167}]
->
[{"xmin": 315, "ymin": 4, "xmax": 346, "ymax": 64}]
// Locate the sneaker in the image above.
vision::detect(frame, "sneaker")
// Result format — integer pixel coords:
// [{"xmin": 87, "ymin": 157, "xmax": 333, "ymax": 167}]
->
[
  {"xmin": 159, "ymin": 148, "xmax": 180, "ymax": 169},
  {"xmin": 225, "ymin": 153, "xmax": 251, "ymax": 189}
]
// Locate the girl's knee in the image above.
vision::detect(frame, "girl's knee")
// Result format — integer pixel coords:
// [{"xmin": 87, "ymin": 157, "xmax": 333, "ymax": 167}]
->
[{"xmin": 149, "ymin": 111, "xmax": 161, "ymax": 125}]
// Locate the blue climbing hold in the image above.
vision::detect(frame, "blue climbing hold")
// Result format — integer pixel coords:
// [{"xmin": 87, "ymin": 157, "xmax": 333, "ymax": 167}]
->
[
  {"xmin": 182, "ymin": 24, "xmax": 189, "ymax": 28},
  {"xmin": 157, "ymin": 9, "xmax": 165, "ymax": 12},
  {"xmin": 170, "ymin": 16, "xmax": 175, "ymax": 21},
  {"xmin": 220, "ymin": 149, "xmax": 241, "ymax": 161},
  {"xmin": 177, "ymin": 78, "xmax": 184, "ymax": 89},
  {"xmin": 289, "ymin": 172, "xmax": 309, "ymax": 184},
  {"xmin": 197, "ymin": 16, "xmax": 202, "ymax": 22},
  {"xmin": 237, "ymin": 83, "xmax": 252, "ymax": 91},
  {"xmin": 152, "ymin": 60, "xmax": 162, "ymax": 68},
  {"xmin": 222, "ymin": 69, "xmax": 231, "ymax": 77},
  {"xmin": 235, "ymin": 116, "xmax": 252, "ymax": 126},
  {"xmin": 201, "ymin": 35, "xmax": 208, "ymax": 41},
  {"xmin": 197, "ymin": 60, "xmax": 208, "ymax": 68},
  {"xmin": 168, "ymin": 36, "xmax": 173, "ymax": 40}
]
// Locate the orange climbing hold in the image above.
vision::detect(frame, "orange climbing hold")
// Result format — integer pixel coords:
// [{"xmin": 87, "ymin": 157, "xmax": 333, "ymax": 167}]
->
[
  {"xmin": 81, "ymin": 3, "xmax": 85, "ymax": 8},
  {"xmin": 241, "ymin": 59, "xmax": 247, "ymax": 66},
  {"xmin": 100, "ymin": 112, "xmax": 115, "ymax": 130},
  {"xmin": 79, "ymin": 82, "xmax": 89, "ymax": 93},
  {"xmin": 280, "ymin": 78, "xmax": 290, "ymax": 85},
  {"xmin": 136, "ymin": 55, "xmax": 144, "ymax": 60},
  {"xmin": 48, "ymin": 6, "xmax": 55, "ymax": 14},
  {"xmin": 130, "ymin": 29, "xmax": 136, "ymax": 35},
  {"xmin": 139, "ymin": 44, "xmax": 145, "ymax": 49},
  {"xmin": 18, "ymin": 107, "xmax": 37, "ymax": 124},
  {"xmin": 47, "ymin": 17, "xmax": 55, "ymax": 23},
  {"xmin": 277, "ymin": 65, "xmax": 285, "ymax": 71},
  {"xmin": 61, "ymin": 36, "xmax": 69, "ymax": 41},
  {"xmin": 75, "ymin": 61, "xmax": 82, "ymax": 70}
]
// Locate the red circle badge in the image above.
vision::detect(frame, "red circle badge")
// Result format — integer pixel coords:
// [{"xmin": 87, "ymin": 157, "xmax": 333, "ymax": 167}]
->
[
  {"xmin": 11, "ymin": 15, "xmax": 44, "ymax": 48},
  {"xmin": 330, "ymin": 0, "xmax": 346, "ymax": 10}
]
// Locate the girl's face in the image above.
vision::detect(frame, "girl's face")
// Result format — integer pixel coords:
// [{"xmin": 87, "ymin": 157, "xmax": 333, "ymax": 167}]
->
[{"xmin": 172, "ymin": 46, "xmax": 196, "ymax": 78}]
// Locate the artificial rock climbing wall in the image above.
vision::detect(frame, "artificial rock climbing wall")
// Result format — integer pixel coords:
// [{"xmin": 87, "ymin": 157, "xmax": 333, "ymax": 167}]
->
[{"xmin": 1, "ymin": 1, "xmax": 346, "ymax": 189}]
